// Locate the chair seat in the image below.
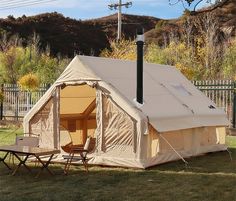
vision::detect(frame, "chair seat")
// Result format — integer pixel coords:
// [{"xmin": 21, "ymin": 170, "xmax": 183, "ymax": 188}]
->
[
  {"xmin": 62, "ymin": 155, "xmax": 83, "ymax": 161},
  {"xmin": 61, "ymin": 143, "xmax": 83, "ymax": 153}
]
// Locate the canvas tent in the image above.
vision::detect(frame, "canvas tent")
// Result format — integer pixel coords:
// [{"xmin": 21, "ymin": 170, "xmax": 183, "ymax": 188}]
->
[{"xmin": 23, "ymin": 55, "xmax": 229, "ymax": 168}]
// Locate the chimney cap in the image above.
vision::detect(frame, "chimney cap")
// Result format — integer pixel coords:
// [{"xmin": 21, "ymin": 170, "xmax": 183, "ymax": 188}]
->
[
  {"xmin": 136, "ymin": 27, "xmax": 144, "ymax": 35},
  {"xmin": 136, "ymin": 27, "xmax": 144, "ymax": 42}
]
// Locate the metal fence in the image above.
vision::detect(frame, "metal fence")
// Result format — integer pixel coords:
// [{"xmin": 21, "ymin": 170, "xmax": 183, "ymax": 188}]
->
[
  {"xmin": 193, "ymin": 80, "xmax": 235, "ymax": 127},
  {"xmin": 0, "ymin": 81, "xmax": 235, "ymax": 127},
  {"xmin": 0, "ymin": 84, "xmax": 50, "ymax": 120}
]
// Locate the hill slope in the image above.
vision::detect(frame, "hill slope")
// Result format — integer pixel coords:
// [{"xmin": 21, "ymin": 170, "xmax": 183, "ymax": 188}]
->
[
  {"xmin": 0, "ymin": 13, "xmax": 109, "ymax": 57},
  {"xmin": 0, "ymin": 13, "xmax": 159, "ymax": 57},
  {"xmin": 86, "ymin": 14, "xmax": 159, "ymax": 39},
  {"xmin": 145, "ymin": 0, "xmax": 236, "ymax": 44},
  {"xmin": 0, "ymin": 0, "xmax": 234, "ymax": 57}
]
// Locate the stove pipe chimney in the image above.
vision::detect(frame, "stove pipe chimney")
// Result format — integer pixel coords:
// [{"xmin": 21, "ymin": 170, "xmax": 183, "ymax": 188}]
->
[{"xmin": 136, "ymin": 28, "xmax": 144, "ymax": 105}]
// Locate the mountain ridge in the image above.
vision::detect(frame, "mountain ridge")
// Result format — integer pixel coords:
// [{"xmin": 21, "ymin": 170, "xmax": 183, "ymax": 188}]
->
[{"xmin": 0, "ymin": 0, "xmax": 234, "ymax": 57}]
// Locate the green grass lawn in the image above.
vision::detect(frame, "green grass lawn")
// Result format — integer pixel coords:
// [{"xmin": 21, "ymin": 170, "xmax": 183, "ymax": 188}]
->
[
  {"xmin": 0, "ymin": 128, "xmax": 236, "ymax": 201},
  {"xmin": 0, "ymin": 127, "xmax": 23, "ymax": 146}
]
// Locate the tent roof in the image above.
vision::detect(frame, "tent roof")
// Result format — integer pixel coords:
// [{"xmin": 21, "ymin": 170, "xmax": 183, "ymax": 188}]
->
[
  {"xmin": 25, "ymin": 55, "xmax": 229, "ymax": 132},
  {"xmin": 54, "ymin": 55, "xmax": 229, "ymax": 132}
]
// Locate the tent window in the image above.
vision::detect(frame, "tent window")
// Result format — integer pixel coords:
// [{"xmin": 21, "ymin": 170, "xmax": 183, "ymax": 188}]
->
[
  {"xmin": 102, "ymin": 96, "xmax": 134, "ymax": 151},
  {"xmin": 171, "ymin": 84, "xmax": 192, "ymax": 96}
]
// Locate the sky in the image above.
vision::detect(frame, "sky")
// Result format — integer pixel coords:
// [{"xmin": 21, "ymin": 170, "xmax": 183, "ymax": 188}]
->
[{"xmin": 0, "ymin": 0, "xmax": 206, "ymax": 20}]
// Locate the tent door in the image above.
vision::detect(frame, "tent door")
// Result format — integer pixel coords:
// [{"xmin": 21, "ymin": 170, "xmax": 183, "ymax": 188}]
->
[{"xmin": 59, "ymin": 85, "xmax": 97, "ymax": 147}]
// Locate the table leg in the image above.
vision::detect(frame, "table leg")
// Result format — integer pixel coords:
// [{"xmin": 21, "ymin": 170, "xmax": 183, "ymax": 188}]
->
[
  {"xmin": 0, "ymin": 152, "xmax": 12, "ymax": 170},
  {"xmin": 12, "ymin": 153, "xmax": 31, "ymax": 176},
  {"xmin": 35, "ymin": 154, "xmax": 54, "ymax": 178}
]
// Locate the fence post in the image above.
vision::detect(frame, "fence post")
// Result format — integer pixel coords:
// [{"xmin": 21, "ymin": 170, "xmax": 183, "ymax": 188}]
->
[
  {"xmin": 0, "ymin": 84, "xmax": 3, "ymax": 120},
  {"xmin": 233, "ymin": 81, "xmax": 236, "ymax": 128},
  {"xmin": 15, "ymin": 86, "xmax": 19, "ymax": 121},
  {"xmin": 46, "ymin": 83, "xmax": 51, "ymax": 90}
]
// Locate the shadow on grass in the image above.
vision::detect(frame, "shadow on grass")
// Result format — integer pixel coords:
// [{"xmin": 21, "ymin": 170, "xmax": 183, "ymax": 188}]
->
[
  {"xmin": 150, "ymin": 148, "xmax": 236, "ymax": 175},
  {"xmin": 0, "ymin": 149, "xmax": 235, "ymax": 178}
]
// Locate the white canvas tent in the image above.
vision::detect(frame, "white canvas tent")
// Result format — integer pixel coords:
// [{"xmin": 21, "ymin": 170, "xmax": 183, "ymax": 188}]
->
[{"xmin": 23, "ymin": 55, "xmax": 229, "ymax": 168}]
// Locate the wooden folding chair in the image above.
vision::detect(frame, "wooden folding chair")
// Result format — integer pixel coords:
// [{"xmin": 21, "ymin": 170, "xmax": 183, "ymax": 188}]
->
[{"xmin": 62, "ymin": 137, "xmax": 96, "ymax": 174}]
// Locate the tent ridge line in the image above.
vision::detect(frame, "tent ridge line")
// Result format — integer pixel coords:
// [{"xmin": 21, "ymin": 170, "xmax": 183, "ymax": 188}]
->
[
  {"xmin": 77, "ymin": 55, "xmax": 102, "ymax": 79},
  {"xmin": 55, "ymin": 79, "xmax": 101, "ymax": 84}
]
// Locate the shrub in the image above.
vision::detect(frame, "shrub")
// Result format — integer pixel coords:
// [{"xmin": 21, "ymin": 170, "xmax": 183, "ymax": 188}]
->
[
  {"xmin": 18, "ymin": 73, "xmax": 40, "ymax": 91},
  {"xmin": 100, "ymin": 39, "xmax": 136, "ymax": 60},
  {"xmin": 155, "ymin": 20, "xmax": 167, "ymax": 30}
]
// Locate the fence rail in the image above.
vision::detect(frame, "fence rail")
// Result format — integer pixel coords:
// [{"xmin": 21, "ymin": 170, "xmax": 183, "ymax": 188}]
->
[
  {"xmin": 0, "ymin": 81, "xmax": 235, "ymax": 127},
  {"xmin": 193, "ymin": 80, "xmax": 235, "ymax": 126},
  {"xmin": 0, "ymin": 84, "xmax": 50, "ymax": 120}
]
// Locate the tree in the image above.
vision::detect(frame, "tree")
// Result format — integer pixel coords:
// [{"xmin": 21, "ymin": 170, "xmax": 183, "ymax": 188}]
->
[
  {"xmin": 222, "ymin": 39, "xmax": 236, "ymax": 79},
  {"xmin": 169, "ymin": 0, "xmax": 230, "ymax": 13},
  {"xmin": 0, "ymin": 46, "xmax": 25, "ymax": 84},
  {"xmin": 0, "ymin": 33, "xmax": 69, "ymax": 84}
]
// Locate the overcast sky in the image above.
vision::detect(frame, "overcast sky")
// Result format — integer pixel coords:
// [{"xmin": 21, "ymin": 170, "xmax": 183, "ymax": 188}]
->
[{"xmin": 0, "ymin": 0, "xmax": 206, "ymax": 20}]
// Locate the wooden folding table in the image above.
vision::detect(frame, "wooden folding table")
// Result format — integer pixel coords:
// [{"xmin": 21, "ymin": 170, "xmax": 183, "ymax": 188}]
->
[{"xmin": 0, "ymin": 145, "xmax": 60, "ymax": 178}]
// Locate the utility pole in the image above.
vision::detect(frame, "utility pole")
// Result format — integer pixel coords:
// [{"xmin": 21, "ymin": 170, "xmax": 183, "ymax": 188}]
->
[{"xmin": 108, "ymin": 0, "xmax": 132, "ymax": 40}]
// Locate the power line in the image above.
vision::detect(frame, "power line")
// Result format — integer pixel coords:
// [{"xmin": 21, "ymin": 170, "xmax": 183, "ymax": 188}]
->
[
  {"xmin": 108, "ymin": 0, "xmax": 132, "ymax": 40},
  {"xmin": 0, "ymin": 0, "xmax": 56, "ymax": 5},
  {"xmin": 0, "ymin": 0, "xmax": 24, "ymax": 2},
  {"xmin": 0, "ymin": 0, "xmax": 42, "ymax": 6},
  {"xmin": 0, "ymin": 0, "xmax": 57, "ymax": 8},
  {"xmin": 0, "ymin": 0, "xmax": 57, "ymax": 10}
]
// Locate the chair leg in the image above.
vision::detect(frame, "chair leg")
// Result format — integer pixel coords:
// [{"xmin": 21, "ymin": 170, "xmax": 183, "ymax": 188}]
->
[
  {"xmin": 64, "ymin": 152, "xmax": 74, "ymax": 175},
  {"xmin": 82, "ymin": 158, "xmax": 88, "ymax": 172},
  {"xmin": 64, "ymin": 158, "xmax": 69, "ymax": 175}
]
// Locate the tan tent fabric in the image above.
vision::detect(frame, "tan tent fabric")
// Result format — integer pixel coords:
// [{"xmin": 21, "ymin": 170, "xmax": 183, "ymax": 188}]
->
[
  {"xmin": 102, "ymin": 95, "xmax": 135, "ymax": 157},
  {"xmin": 23, "ymin": 55, "xmax": 229, "ymax": 168},
  {"xmin": 143, "ymin": 125, "xmax": 227, "ymax": 168},
  {"xmin": 75, "ymin": 56, "xmax": 229, "ymax": 132},
  {"xmin": 60, "ymin": 85, "xmax": 96, "ymax": 115},
  {"xmin": 27, "ymin": 87, "xmax": 60, "ymax": 149},
  {"xmin": 29, "ymin": 98, "xmax": 54, "ymax": 148}
]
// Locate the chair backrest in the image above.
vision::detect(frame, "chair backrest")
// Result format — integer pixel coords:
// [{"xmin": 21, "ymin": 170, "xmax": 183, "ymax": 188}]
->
[
  {"xmin": 83, "ymin": 137, "xmax": 91, "ymax": 151},
  {"xmin": 60, "ymin": 126, "xmax": 72, "ymax": 147},
  {"xmin": 84, "ymin": 137, "xmax": 96, "ymax": 153},
  {"xmin": 15, "ymin": 136, "xmax": 39, "ymax": 147},
  {"xmin": 82, "ymin": 137, "xmax": 98, "ymax": 157}
]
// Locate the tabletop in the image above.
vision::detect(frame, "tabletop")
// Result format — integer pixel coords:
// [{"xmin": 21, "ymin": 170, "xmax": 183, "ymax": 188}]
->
[{"xmin": 0, "ymin": 145, "xmax": 60, "ymax": 156}]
